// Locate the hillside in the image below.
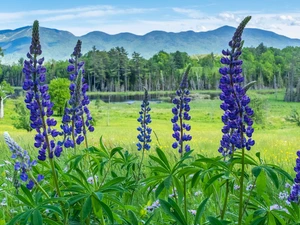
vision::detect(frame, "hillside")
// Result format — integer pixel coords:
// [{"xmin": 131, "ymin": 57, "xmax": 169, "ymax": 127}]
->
[{"xmin": 0, "ymin": 25, "xmax": 300, "ymax": 64}]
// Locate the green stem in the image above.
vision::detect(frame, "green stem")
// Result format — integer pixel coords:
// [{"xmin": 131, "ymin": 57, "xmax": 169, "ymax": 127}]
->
[
  {"xmin": 183, "ymin": 175, "xmax": 187, "ymax": 220},
  {"xmin": 29, "ymin": 172, "xmax": 50, "ymax": 199},
  {"xmin": 221, "ymin": 180, "xmax": 229, "ymax": 220},
  {"xmin": 137, "ymin": 148, "xmax": 146, "ymax": 181},
  {"xmin": 238, "ymin": 147, "xmax": 245, "ymax": 225}
]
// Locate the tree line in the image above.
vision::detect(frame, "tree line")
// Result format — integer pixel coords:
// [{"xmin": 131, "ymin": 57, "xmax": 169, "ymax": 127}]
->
[{"xmin": 1, "ymin": 43, "xmax": 300, "ymax": 97}]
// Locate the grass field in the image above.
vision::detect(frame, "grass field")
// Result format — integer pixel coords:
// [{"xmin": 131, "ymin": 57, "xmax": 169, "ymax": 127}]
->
[{"xmin": 0, "ymin": 89, "xmax": 299, "ymax": 173}]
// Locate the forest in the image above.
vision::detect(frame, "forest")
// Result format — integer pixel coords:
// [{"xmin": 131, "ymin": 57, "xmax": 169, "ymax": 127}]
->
[{"xmin": 1, "ymin": 43, "xmax": 300, "ymax": 99}]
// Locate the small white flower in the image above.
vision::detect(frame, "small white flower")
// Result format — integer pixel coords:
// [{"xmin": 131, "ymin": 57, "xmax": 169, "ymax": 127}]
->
[
  {"xmin": 188, "ymin": 209, "xmax": 197, "ymax": 216},
  {"xmin": 194, "ymin": 191, "xmax": 202, "ymax": 196},
  {"xmin": 146, "ymin": 206, "xmax": 154, "ymax": 213},
  {"xmin": 278, "ymin": 191, "xmax": 289, "ymax": 200},
  {"xmin": 234, "ymin": 185, "xmax": 240, "ymax": 190},
  {"xmin": 0, "ymin": 198, "xmax": 7, "ymax": 206},
  {"xmin": 285, "ymin": 183, "xmax": 291, "ymax": 189},
  {"xmin": 10, "ymin": 209, "xmax": 18, "ymax": 214},
  {"xmin": 270, "ymin": 204, "xmax": 280, "ymax": 211},
  {"xmin": 4, "ymin": 160, "xmax": 11, "ymax": 165},
  {"xmin": 87, "ymin": 176, "xmax": 98, "ymax": 184},
  {"xmin": 1, "ymin": 183, "xmax": 7, "ymax": 187},
  {"xmin": 5, "ymin": 177, "xmax": 12, "ymax": 182},
  {"xmin": 246, "ymin": 184, "xmax": 255, "ymax": 191}
]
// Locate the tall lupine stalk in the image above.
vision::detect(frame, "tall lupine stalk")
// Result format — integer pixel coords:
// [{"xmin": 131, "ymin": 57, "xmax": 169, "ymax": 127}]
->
[
  {"xmin": 218, "ymin": 16, "xmax": 255, "ymax": 225},
  {"xmin": 62, "ymin": 40, "xmax": 94, "ymax": 151},
  {"xmin": 22, "ymin": 21, "xmax": 63, "ymax": 197},
  {"xmin": 171, "ymin": 65, "xmax": 192, "ymax": 219},
  {"xmin": 288, "ymin": 150, "xmax": 300, "ymax": 203},
  {"xmin": 171, "ymin": 65, "xmax": 192, "ymax": 157},
  {"xmin": 137, "ymin": 88, "xmax": 152, "ymax": 180}
]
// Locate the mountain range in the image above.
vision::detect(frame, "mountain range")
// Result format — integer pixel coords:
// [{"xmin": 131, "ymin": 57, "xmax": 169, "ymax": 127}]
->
[{"xmin": 1, "ymin": 25, "xmax": 300, "ymax": 64}]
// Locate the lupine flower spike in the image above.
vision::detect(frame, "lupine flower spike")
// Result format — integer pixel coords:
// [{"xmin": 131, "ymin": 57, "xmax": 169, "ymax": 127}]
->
[
  {"xmin": 62, "ymin": 40, "xmax": 94, "ymax": 149},
  {"xmin": 288, "ymin": 150, "xmax": 300, "ymax": 203},
  {"xmin": 171, "ymin": 65, "xmax": 192, "ymax": 156},
  {"xmin": 22, "ymin": 20, "xmax": 64, "ymax": 160},
  {"xmin": 4, "ymin": 132, "xmax": 43, "ymax": 190},
  {"xmin": 137, "ymin": 88, "xmax": 152, "ymax": 180},
  {"xmin": 137, "ymin": 88, "xmax": 152, "ymax": 151},
  {"xmin": 218, "ymin": 16, "xmax": 255, "ymax": 157}
]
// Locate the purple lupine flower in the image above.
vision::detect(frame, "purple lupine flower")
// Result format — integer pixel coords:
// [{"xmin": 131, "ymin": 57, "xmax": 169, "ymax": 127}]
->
[
  {"xmin": 218, "ymin": 16, "xmax": 255, "ymax": 157},
  {"xmin": 171, "ymin": 65, "xmax": 192, "ymax": 155},
  {"xmin": 62, "ymin": 40, "xmax": 94, "ymax": 148},
  {"xmin": 22, "ymin": 20, "xmax": 64, "ymax": 160},
  {"xmin": 137, "ymin": 88, "xmax": 152, "ymax": 151},
  {"xmin": 4, "ymin": 132, "xmax": 43, "ymax": 189},
  {"xmin": 288, "ymin": 150, "xmax": 300, "ymax": 203}
]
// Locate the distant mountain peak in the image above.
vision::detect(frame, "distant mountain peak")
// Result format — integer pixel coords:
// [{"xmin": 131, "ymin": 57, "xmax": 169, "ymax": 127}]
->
[{"xmin": 0, "ymin": 25, "xmax": 299, "ymax": 64}]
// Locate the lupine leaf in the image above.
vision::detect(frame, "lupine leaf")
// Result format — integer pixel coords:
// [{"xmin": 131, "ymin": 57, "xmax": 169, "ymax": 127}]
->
[
  {"xmin": 194, "ymin": 197, "xmax": 209, "ymax": 225},
  {"xmin": 32, "ymin": 210, "xmax": 43, "ymax": 225},
  {"xmin": 128, "ymin": 210, "xmax": 138, "ymax": 225},
  {"xmin": 159, "ymin": 198, "xmax": 187, "ymax": 225},
  {"xmin": 81, "ymin": 196, "xmax": 92, "ymax": 221},
  {"xmin": 156, "ymin": 147, "xmax": 171, "ymax": 170}
]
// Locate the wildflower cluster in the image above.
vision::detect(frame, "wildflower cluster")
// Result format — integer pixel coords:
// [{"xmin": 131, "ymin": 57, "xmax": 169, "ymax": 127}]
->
[
  {"xmin": 4, "ymin": 132, "xmax": 43, "ymax": 189},
  {"xmin": 137, "ymin": 88, "xmax": 152, "ymax": 151},
  {"xmin": 22, "ymin": 20, "xmax": 63, "ymax": 160},
  {"xmin": 145, "ymin": 200, "xmax": 160, "ymax": 213},
  {"xmin": 62, "ymin": 40, "xmax": 94, "ymax": 147},
  {"xmin": 218, "ymin": 16, "xmax": 255, "ymax": 157},
  {"xmin": 171, "ymin": 65, "xmax": 192, "ymax": 154},
  {"xmin": 288, "ymin": 150, "xmax": 300, "ymax": 202}
]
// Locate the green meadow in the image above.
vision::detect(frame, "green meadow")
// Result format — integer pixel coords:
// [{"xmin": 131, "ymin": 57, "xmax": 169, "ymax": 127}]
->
[{"xmin": 0, "ymin": 89, "xmax": 299, "ymax": 173}]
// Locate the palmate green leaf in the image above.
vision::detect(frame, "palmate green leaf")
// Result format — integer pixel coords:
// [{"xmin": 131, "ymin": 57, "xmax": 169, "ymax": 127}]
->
[
  {"xmin": 39, "ymin": 205, "xmax": 63, "ymax": 216},
  {"xmin": 43, "ymin": 218, "xmax": 64, "ymax": 225},
  {"xmin": 155, "ymin": 181, "xmax": 165, "ymax": 198},
  {"xmin": 100, "ymin": 177, "xmax": 126, "ymax": 190},
  {"xmin": 20, "ymin": 210, "xmax": 33, "ymax": 225},
  {"xmin": 271, "ymin": 211, "xmax": 286, "ymax": 225},
  {"xmin": 266, "ymin": 164, "xmax": 293, "ymax": 181},
  {"xmin": 256, "ymin": 169, "xmax": 267, "ymax": 195},
  {"xmin": 15, "ymin": 194, "xmax": 35, "ymax": 207},
  {"xmin": 110, "ymin": 146, "xmax": 123, "ymax": 158},
  {"xmin": 191, "ymin": 170, "xmax": 202, "ymax": 188},
  {"xmin": 20, "ymin": 185, "xmax": 35, "ymax": 205},
  {"xmin": 207, "ymin": 216, "xmax": 223, "ymax": 225},
  {"xmin": 32, "ymin": 210, "xmax": 43, "ymax": 225},
  {"xmin": 150, "ymin": 166, "xmax": 170, "ymax": 174},
  {"xmin": 156, "ymin": 147, "xmax": 171, "ymax": 170},
  {"xmin": 263, "ymin": 166, "xmax": 279, "ymax": 189},
  {"xmin": 194, "ymin": 197, "xmax": 209, "ymax": 225},
  {"xmin": 250, "ymin": 216, "xmax": 267, "ymax": 225},
  {"xmin": 173, "ymin": 176, "xmax": 184, "ymax": 204},
  {"xmin": 128, "ymin": 210, "xmax": 139, "ymax": 225},
  {"xmin": 68, "ymin": 194, "xmax": 89, "ymax": 205},
  {"xmin": 205, "ymin": 173, "xmax": 224, "ymax": 190},
  {"xmin": 267, "ymin": 212, "xmax": 276, "ymax": 225},
  {"xmin": 63, "ymin": 173, "xmax": 90, "ymax": 192},
  {"xmin": 99, "ymin": 136, "xmax": 109, "ymax": 157},
  {"xmin": 159, "ymin": 198, "xmax": 187, "ymax": 225},
  {"xmin": 252, "ymin": 166, "xmax": 262, "ymax": 178},
  {"xmin": 149, "ymin": 155, "xmax": 170, "ymax": 171},
  {"xmin": 81, "ymin": 196, "xmax": 92, "ymax": 221},
  {"xmin": 164, "ymin": 175, "xmax": 172, "ymax": 189},
  {"xmin": 98, "ymin": 201, "xmax": 114, "ymax": 224},
  {"xmin": 6, "ymin": 212, "xmax": 28, "ymax": 225},
  {"xmin": 144, "ymin": 213, "xmax": 155, "ymax": 225}
]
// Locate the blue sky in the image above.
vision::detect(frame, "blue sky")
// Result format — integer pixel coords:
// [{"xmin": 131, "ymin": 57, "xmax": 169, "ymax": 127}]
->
[{"xmin": 1, "ymin": 0, "xmax": 300, "ymax": 38}]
